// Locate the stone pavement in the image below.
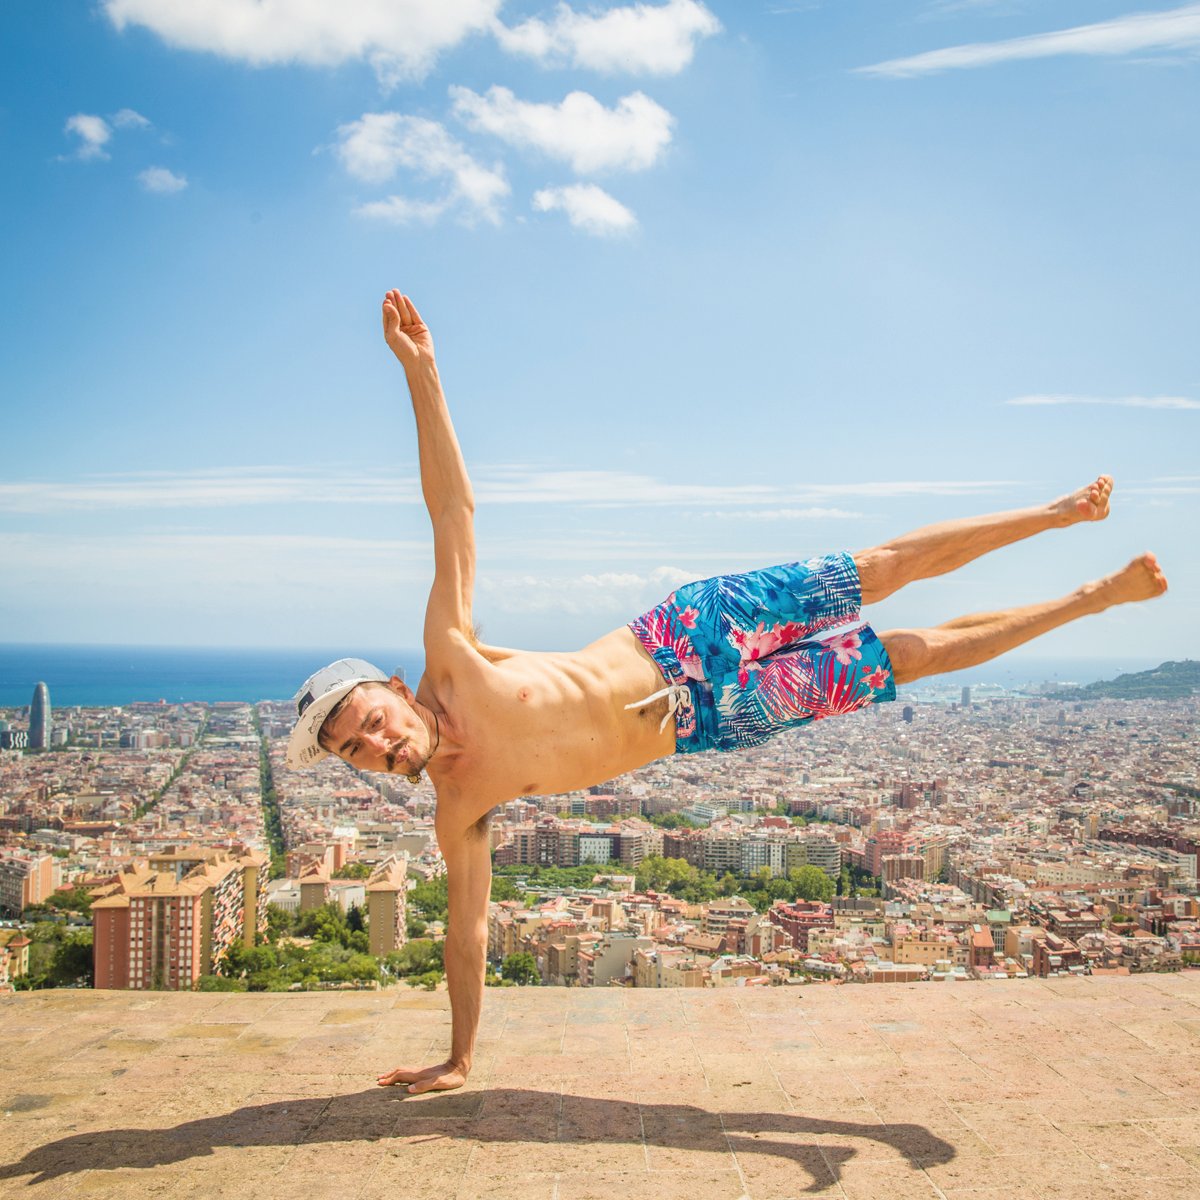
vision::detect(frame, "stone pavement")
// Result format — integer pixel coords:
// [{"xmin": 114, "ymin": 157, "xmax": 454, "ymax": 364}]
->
[{"xmin": 1, "ymin": 974, "xmax": 1199, "ymax": 1200}]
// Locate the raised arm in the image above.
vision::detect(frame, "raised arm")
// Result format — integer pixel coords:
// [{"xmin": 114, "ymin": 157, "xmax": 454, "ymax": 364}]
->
[{"xmin": 382, "ymin": 289, "xmax": 476, "ymax": 647}]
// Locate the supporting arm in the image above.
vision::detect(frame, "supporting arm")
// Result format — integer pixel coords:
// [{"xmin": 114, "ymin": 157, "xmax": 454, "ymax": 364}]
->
[{"xmin": 375, "ymin": 809, "xmax": 492, "ymax": 1094}]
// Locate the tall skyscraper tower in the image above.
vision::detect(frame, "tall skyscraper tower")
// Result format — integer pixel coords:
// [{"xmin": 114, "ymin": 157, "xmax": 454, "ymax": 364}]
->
[
  {"xmin": 28, "ymin": 682, "xmax": 50, "ymax": 750},
  {"xmin": 961, "ymin": 686, "xmax": 972, "ymax": 709}
]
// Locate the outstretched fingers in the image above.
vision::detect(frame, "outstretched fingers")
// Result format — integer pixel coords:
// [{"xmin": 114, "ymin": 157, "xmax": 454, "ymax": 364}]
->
[{"xmin": 401, "ymin": 294, "xmax": 424, "ymax": 326}]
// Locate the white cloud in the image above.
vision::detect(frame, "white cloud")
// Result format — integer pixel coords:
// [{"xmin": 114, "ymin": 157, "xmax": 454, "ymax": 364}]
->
[
  {"xmin": 0, "ymin": 466, "xmax": 1017, "ymax": 515},
  {"xmin": 533, "ymin": 183, "xmax": 637, "ymax": 235},
  {"xmin": 138, "ymin": 166, "xmax": 188, "ymax": 193},
  {"xmin": 336, "ymin": 113, "xmax": 509, "ymax": 225},
  {"xmin": 494, "ymin": 0, "xmax": 719, "ymax": 75},
  {"xmin": 1007, "ymin": 394, "xmax": 1200, "ymax": 410},
  {"xmin": 63, "ymin": 109, "xmax": 155, "ymax": 164},
  {"xmin": 355, "ymin": 195, "xmax": 454, "ymax": 225},
  {"xmin": 0, "ymin": 532, "xmax": 432, "ymax": 645},
  {"xmin": 922, "ymin": 0, "xmax": 1019, "ymax": 16},
  {"xmin": 451, "ymin": 85, "xmax": 673, "ymax": 173},
  {"xmin": 701, "ymin": 507, "xmax": 866, "ymax": 520},
  {"xmin": 1126, "ymin": 484, "xmax": 1200, "ymax": 494},
  {"xmin": 859, "ymin": 4, "xmax": 1200, "ymax": 78},
  {"xmin": 103, "ymin": 0, "xmax": 503, "ymax": 85},
  {"xmin": 64, "ymin": 113, "xmax": 112, "ymax": 160},
  {"xmin": 113, "ymin": 108, "xmax": 151, "ymax": 129},
  {"xmin": 0, "ymin": 469, "xmax": 417, "ymax": 514},
  {"xmin": 480, "ymin": 564, "xmax": 695, "ymax": 615}
]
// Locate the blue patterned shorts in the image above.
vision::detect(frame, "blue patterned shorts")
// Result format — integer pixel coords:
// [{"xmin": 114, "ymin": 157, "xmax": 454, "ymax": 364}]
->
[{"xmin": 629, "ymin": 551, "xmax": 896, "ymax": 754}]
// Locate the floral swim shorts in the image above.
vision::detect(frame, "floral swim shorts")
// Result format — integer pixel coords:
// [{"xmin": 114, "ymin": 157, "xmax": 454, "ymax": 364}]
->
[{"xmin": 627, "ymin": 551, "xmax": 896, "ymax": 755}]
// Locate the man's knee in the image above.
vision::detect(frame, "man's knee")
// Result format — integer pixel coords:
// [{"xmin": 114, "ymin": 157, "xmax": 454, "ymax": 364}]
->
[
  {"xmin": 880, "ymin": 629, "xmax": 931, "ymax": 685},
  {"xmin": 855, "ymin": 547, "xmax": 898, "ymax": 606}
]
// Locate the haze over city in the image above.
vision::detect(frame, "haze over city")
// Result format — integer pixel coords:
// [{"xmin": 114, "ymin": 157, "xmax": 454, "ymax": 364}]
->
[{"xmin": 2, "ymin": 1, "xmax": 1196, "ymax": 660}]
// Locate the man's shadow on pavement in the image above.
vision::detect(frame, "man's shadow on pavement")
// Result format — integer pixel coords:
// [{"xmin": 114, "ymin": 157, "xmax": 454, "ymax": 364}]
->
[{"xmin": 0, "ymin": 1087, "xmax": 955, "ymax": 1193}]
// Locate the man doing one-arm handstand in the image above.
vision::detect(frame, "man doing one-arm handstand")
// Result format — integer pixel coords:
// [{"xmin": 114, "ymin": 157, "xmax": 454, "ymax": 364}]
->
[{"xmin": 287, "ymin": 290, "xmax": 1168, "ymax": 1095}]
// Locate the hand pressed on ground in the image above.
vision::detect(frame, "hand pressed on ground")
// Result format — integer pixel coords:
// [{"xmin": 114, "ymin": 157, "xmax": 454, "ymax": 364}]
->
[{"xmin": 377, "ymin": 1060, "xmax": 467, "ymax": 1095}]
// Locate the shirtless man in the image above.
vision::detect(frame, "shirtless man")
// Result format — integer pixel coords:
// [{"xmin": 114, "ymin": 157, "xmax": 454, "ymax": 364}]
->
[{"xmin": 287, "ymin": 289, "xmax": 1168, "ymax": 1095}]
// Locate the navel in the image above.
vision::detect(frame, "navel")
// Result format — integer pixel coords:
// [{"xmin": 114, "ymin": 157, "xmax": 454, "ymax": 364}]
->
[{"xmin": 517, "ymin": 686, "xmax": 532, "ymax": 702}]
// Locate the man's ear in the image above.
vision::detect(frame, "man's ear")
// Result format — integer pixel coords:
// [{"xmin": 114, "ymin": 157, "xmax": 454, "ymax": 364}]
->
[{"xmin": 388, "ymin": 675, "xmax": 415, "ymax": 703}]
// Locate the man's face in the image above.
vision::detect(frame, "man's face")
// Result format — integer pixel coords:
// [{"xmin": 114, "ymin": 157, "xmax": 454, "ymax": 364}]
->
[{"xmin": 322, "ymin": 678, "xmax": 432, "ymax": 775}]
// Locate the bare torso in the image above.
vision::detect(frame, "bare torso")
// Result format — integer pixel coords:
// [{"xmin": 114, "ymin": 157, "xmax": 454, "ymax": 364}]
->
[{"xmin": 422, "ymin": 626, "xmax": 676, "ymax": 821}]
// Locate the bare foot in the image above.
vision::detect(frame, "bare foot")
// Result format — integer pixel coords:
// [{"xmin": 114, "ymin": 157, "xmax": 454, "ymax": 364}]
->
[
  {"xmin": 1054, "ymin": 475, "xmax": 1113, "ymax": 525},
  {"xmin": 1091, "ymin": 552, "xmax": 1169, "ymax": 609}
]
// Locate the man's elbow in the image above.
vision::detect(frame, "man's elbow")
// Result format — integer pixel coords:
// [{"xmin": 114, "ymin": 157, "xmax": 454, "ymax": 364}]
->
[
  {"xmin": 447, "ymin": 918, "xmax": 489, "ymax": 952},
  {"xmin": 432, "ymin": 498, "xmax": 475, "ymax": 525}
]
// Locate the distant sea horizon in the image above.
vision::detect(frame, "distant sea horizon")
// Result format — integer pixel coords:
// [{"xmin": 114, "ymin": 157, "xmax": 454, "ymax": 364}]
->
[
  {"xmin": 0, "ymin": 643, "xmax": 1187, "ymax": 709},
  {"xmin": 0, "ymin": 644, "xmax": 427, "ymax": 709}
]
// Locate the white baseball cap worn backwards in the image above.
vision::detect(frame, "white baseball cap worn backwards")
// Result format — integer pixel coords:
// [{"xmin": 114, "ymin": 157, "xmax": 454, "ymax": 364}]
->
[{"xmin": 287, "ymin": 658, "xmax": 390, "ymax": 770}]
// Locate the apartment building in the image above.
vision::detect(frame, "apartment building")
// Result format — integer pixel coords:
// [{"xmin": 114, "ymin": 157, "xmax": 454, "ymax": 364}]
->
[
  {"xmin": 366, "ymin": 855, "xmax": 407, "ymax": 957},
  {"xmin": 90, "ymin": 846, "xmax": 268, "ymax": 989},
  {"xmin": 0, "ymin": 850, "xmax": 58, "ymax": 914}
]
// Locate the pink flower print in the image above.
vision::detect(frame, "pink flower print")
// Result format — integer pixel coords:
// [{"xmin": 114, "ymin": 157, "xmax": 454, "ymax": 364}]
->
[
  {"xmin": 825, "ymin": 631, "xmax": 862, "ymax": 665},
  {"xmin": 678, "ymin": 605, "xmax": 699, "ymax": 630},
  {"xmin": 728, "ymin": 620, "xmax": 805, "ymax": 664},
  {"xmin": 737, "ymin": 660, "xmax": 762, "ymax": 688},
  {"xmin": 862, "ymin": 665, "xmax": 890, "ymax": 690}
]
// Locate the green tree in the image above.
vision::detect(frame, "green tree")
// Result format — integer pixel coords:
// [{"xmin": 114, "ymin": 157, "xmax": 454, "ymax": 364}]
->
[
  {"xmin": 768, "ymin": 877, "xmax": 795, "ymax": 902},
  {"xmin": 385, "ymin": 940, "xmax": 444, "ymax": 978},
  {"xmin": 196, "ymin": 974, "xmax": 248, "ymax": 992},
  {"xmin": 406, "ymin": 970, "xmax": 442, "ymax": 991},
  {"xmin": 635, "ymin": 855, "xmax": 698, "ymax": 895},
  {"xmin": 333, "ymin": 862, "xmax": 372, "ymax": 880},
  {"xmin": 345, "ymin": 953, "xmax": 382, "ymax": 984},
  {"xmin": 789, "ymin": 866, "xmax": 835, "ymax": 903},
  {"xmin": 265, "ymin": 903, "xmax": 296, "ymax": 942},
  {"xmin": 679, "ymin": 870, "xmax": 718, "ymax": 904},
  {"xmin": 47, "ymin": 932, "xmax": 94, "ymax": 987},
  {"xmin": 409, "ymin": 876, "xmax": 449, "ymax": 923},
  {"xmin": 717, "ymin": 872, "xmax": 740, "ymax": 897},
  {"xmin": 501, "ymin": 951, "xmax": 540, "ymax": 985},
  {"xmin": 645, "ymin": 811, "xmax": 702, "ymax": 830},
  {"xmin": 44, "ymin": 886, "xmax": 94, "ymax": 915},
  {"xmin": 490, "ymin": 877, "xmax": 525, "ymax": 902},
  {"xmin": 295, "ymin": 902, "xmax": 354, "ymax": 947}
]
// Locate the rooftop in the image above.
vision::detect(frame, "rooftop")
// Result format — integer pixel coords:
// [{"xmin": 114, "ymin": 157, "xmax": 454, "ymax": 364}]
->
[{"xmin": 2, "ymin": 975, "xmax": 1200, "ymax": 1199}]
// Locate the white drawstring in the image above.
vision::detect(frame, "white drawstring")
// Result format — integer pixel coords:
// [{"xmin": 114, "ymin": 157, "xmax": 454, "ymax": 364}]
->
[{"xmin": 625, "ymin": 683, "xmax": 692, "ymax": 734}]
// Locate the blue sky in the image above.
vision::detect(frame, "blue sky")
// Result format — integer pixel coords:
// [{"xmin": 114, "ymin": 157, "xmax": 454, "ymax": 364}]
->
[{"xmin": 1, "ymin": 1, "xmax": 1196, "ymax": 662}]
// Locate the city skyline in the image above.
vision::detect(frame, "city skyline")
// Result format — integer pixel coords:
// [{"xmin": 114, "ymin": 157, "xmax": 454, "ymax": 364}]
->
[{"xmin": 2, "ymin": 2, "xmax": 1196, "ymax": 657}]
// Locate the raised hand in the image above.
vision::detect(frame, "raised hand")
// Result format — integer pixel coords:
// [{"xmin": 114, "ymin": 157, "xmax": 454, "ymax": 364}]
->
[
  {"xmin": 382, "ymin": 288, "xmax": 435, "ymax": 372},
  {"xmin": 376, "ymin": 1059, "xmax": 467, "ymax": 1095}
]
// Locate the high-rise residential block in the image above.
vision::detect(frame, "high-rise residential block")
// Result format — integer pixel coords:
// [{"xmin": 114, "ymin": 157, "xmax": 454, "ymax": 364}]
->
[
  {"xmin": 0, "ymin": 851, "xmax": 58, "ymax": 915},
  {"xmin": 91, "ymin": 847, "xmax": 268, "ymax": 990},
  {"xmin": 366, "ymin": 856, "xmax": 408, "ymax": 958}
]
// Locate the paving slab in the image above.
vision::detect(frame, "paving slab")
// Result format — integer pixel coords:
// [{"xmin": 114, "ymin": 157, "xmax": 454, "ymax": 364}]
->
[{"xmin": 1, "ymin": 975, "xmax": 1199, "ymax": 1199}]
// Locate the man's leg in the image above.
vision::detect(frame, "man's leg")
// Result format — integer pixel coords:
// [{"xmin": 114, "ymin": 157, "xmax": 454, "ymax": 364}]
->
[
  {"xmin": 854, "ymin": 476, "xmax": 1112, "ymax": 605},
  {"xmin": 879, "ymin": 553, "xmax": 1167, "ymax": 685}
]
